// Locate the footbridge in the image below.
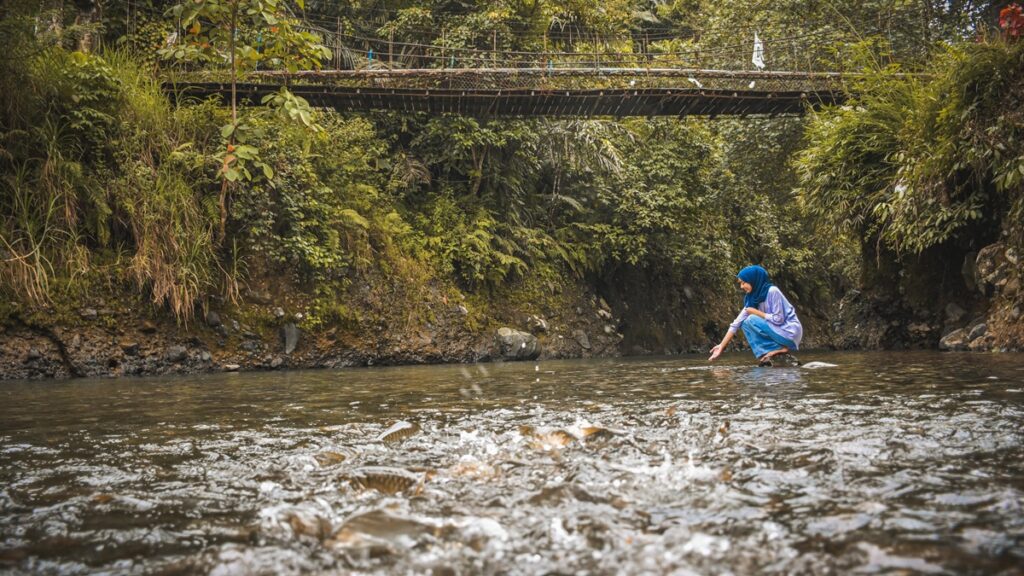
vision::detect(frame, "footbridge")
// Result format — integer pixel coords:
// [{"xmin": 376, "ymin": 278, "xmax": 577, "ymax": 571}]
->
[
  {"xmin": 169, "ymin": 66, "xmax": 845, "ymax": 117},
  {"xmin": 165, "ymin": 21, "xmax": 852, "ymax": 118}
]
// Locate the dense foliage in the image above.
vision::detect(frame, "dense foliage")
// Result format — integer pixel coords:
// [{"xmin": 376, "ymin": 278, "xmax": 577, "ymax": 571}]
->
[{"xmin": 797, "ymin": 36, "xmax": 1024, "ymax": 261}]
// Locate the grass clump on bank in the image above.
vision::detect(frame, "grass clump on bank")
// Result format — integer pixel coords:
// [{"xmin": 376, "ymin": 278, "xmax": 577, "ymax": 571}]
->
[{"xmin": 0, "ymin": 42, "xmax": 223, "ymax": 322}]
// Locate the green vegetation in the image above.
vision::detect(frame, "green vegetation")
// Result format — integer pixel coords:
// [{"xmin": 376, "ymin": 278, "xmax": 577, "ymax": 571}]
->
[
  {"xmin": 797, "ymin": 33, "xmax": 1023, "ymax": 305},
  {"xmin": 0, "ymin": 0, "xmax": 1016, "ymax": 349}
]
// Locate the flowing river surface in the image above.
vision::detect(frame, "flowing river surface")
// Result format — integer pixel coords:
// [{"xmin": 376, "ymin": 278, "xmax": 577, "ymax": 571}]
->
[{"xmin": 1, "ymin": 351, "xmax": 1023, "ymax": 575}]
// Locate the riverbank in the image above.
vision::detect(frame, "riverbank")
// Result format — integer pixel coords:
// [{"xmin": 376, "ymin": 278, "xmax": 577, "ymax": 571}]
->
[
  {"xmin": 0, "ymin": 271, "xmax": 635, "ymax": 380},
  {"xmin": 0, "ymin": 264, "xmax": 806, "ymax": 380},
  {"xmin": 5, "ymin": 31, "xmax": 1022, "ymax": 382},
  {"xmin": 2, "ymin": 240, "xmax": 1020, "ymax": 381}
]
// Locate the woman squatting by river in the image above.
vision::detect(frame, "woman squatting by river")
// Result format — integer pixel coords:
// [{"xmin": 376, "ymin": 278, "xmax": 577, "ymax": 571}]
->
[{"xmin": 708, "ymin": 265, "xmax": 803, "ymax": 367}]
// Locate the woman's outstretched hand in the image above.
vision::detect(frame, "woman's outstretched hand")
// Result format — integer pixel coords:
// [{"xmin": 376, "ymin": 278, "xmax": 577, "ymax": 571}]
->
[{"xmin": 708, "ymin": 344, "xmax": 723, "ymax": 362}]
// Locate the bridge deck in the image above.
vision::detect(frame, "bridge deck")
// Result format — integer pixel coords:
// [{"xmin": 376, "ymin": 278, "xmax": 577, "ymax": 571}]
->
[{"xmin": 170, "ymin": 82, "xmax": 843, "ymax": 117}]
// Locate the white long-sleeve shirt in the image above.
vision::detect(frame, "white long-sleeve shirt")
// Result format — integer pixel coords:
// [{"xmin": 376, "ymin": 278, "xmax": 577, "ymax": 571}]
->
[{"xmin": 727, "ymin": 286, "xmax": 803, "ymax": 347}]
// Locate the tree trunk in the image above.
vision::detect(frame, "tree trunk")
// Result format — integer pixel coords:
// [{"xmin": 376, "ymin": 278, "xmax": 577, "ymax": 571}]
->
[
  {"xmin": 220, "ymin": 0, "xmax": 239, "ymax": 242},
  {"xmin": 75, "ymin": 0, "xmax": 97, "ymax": 53}
]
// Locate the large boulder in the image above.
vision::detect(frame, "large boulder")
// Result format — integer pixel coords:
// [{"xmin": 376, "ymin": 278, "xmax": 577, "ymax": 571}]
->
[
  {"xmin": 495, "ymin": 327, "xmax": 540, "ymax": 361},
  {"xmin": 975, "ymin": 243, "xmax": 1008, "ymax": 291},
  {"xmin": 281, "ymin": 323, "xmax": 300, "ymax": 355},
  {"xmin": 938, "ymin": 329, "xmax": 968, "ymax": 351},
  {"xmin": 944, "ymin": 302, "xmax": 967, "ymax": 324}
]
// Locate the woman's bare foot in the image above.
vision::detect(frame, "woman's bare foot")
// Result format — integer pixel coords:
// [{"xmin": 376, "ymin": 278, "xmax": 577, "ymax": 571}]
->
[{"xmin": 757, "ymin": 348, "xmax": 791, "ymax": 367}]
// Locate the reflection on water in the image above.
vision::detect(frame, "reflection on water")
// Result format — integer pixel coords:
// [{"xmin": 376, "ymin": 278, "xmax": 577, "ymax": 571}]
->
[{"xmin": 1, "ymin": 351, "xmax": 1023, "ymax": 574}]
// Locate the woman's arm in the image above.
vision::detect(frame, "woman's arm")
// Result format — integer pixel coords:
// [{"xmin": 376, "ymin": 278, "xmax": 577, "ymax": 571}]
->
[
  {"xmin": 708, "ymin": 330, "xmax": 735, "ymax": 361},
  {"xmin": 710, "ymin": 309, "xmax": 748, "ymax": 361},
  {"xmin": 759, "ymin": 288, "xmax": 786, "ymax": 325}
]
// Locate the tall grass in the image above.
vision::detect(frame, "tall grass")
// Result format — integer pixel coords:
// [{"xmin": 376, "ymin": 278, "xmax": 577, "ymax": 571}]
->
[{"xmin": 0, "ymin": 38, "xmax": 222, "ymax": 322}]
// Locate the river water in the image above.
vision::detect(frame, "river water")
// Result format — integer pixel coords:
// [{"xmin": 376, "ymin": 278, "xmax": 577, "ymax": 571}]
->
[{"xmin": 1, "ymin": 351, "xmax": 1023, "ymax": 575}]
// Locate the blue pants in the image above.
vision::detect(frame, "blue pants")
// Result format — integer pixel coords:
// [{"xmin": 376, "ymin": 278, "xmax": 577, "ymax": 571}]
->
[{"xmin": 741, "ymin": 316, "xmax": 797, "ymax": 359}]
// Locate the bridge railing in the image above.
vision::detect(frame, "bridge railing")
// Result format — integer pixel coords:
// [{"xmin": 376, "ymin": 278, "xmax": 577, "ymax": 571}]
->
[{"xmin": 299, "ymin": 23, "xmax": 847, "ymax": 76}]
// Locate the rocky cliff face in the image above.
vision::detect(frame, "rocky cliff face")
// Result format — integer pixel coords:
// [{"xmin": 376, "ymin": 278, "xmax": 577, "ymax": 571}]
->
[
  {"xmin": 825, "ymin": 241, "xmax": 1022, "ymax": 353},
  {"xmin": 938, "ymin": 242, "xmax": 1022, "ymax": 352}
]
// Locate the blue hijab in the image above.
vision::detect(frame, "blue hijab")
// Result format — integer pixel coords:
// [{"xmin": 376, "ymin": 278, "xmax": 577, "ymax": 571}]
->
[{"xmin": 738, "ymin": 265, "xmax": 773, "ymax": 309}]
